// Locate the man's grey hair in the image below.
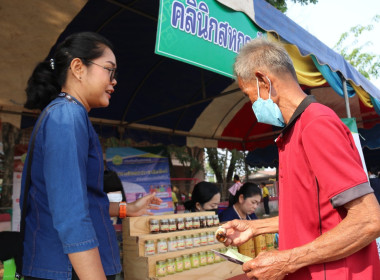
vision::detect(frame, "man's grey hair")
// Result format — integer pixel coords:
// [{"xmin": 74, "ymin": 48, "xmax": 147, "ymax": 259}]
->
[{"xmin": 234, "ymin": 37, "xmax": 298, "ymax": 82}]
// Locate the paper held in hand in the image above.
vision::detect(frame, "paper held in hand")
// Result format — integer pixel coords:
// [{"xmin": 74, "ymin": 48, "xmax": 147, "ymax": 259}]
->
[{"xmin": 211, "ymin": 248, "xmax": 253, "ymax": 265}]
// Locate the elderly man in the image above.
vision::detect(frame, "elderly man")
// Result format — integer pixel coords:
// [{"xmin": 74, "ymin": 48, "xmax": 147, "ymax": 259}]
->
[{"xmin": 222, "ymin": 38, "xmax": 380, "ymax": 280}]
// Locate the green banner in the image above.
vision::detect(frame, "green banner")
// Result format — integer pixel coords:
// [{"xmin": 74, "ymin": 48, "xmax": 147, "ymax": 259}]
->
[
  {"xmin": 155, "ymin": 0, "xmax": 266, "ymax": 78},
  {"xmin": 341, "ymin": 118, "xmax": 358, "ymax": 133}
]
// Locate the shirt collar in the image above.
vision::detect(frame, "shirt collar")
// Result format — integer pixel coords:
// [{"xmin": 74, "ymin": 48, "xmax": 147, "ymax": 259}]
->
[{"xmin": 278, "ymin": 95, "xmax": 317, "ymax": 137}]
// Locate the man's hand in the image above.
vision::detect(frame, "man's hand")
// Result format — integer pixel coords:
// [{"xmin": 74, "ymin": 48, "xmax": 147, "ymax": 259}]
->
[
  {"xmin": 127, "ymin": 192, "xmax": 162, "ymax": 217},
  {"xmin": 222, "ymin": 219, "xmax": 256, "ymax": 246},
  {"xmin": 242, "ymin": 250, "xmax": 291, "ymax": 280}
]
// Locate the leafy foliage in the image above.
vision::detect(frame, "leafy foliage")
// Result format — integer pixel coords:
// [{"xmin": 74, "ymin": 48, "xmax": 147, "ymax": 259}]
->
[
  {"xmin": 167, "ymin": 145, "xmax": 204, "ymax": 178},
  {"xmin": 266, "ymin": 0, "xmax": 318, "ymax": 13},
  {"xmin": 334, "ymin": 15, "xmax": 380, "ymax": 80},
  {"xmin": 206, "ymin": 148, "xmax": 249, "ymax": 184}
]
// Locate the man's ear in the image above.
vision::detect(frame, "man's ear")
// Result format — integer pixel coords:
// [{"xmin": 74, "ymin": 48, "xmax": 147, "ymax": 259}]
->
[{"xmin": 255, "ymin": 71, "xmax": 269, "ymax": 89}]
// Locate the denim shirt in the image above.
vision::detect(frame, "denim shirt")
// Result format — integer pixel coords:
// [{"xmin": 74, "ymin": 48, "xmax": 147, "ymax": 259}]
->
[{"xmin": 20, "ymin": 96, "xmax": 121, "ymax": 279}]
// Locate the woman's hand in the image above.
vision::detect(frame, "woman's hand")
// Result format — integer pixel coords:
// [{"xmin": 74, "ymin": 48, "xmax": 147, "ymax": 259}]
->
[
  {"xmin": 127, "ymin": 192, "xmax": 162, "ymax": 217},
  {"xmin": 222, "ymin": 219, "xmax": 257, "ymax": 246}
]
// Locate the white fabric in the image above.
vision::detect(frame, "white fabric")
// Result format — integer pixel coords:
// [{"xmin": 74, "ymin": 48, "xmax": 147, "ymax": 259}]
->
[{"xmin": 216, "ymin": 0, "xmax": 256, "ymax": 21}]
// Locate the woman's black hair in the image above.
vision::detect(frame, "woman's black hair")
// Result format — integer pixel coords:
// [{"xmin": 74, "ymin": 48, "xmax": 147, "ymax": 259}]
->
[
  {"xmin": 232, "ymin": 182, "xmax": 262, "ymax": 205},
  {"xmin": 25, "ymin": 32, "xmax": 114, "ymax": 110},
  {"xmin": 184, "ymin": 181, "xmax": 220, "ymax": 212}
]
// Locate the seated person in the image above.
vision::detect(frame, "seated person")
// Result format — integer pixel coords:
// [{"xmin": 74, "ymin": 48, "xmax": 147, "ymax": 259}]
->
[
  {"xmin": 219, "ymin": 182, "xmax": 262, "ymax": 222},
  {"xmin": 184, "ymin": 181, "xmax": 221, "ymax": 213}
]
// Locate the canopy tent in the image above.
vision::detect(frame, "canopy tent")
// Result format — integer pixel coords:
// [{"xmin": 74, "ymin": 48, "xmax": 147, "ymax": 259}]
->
[{"xmin": 1, "ymin": 0, "xmax": 379, "ymax": 154}]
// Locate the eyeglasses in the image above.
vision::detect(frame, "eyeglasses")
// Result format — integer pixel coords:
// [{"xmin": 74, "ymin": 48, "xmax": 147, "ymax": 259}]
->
[{"xmin": 87, "ymin": 60, "xmax": 117, "ymax": 82}]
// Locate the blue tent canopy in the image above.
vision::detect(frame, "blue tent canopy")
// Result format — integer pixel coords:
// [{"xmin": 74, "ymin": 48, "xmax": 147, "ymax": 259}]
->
[{"xmin": 21, "ymin": 0, "xmax": 380, "ymax": 151}]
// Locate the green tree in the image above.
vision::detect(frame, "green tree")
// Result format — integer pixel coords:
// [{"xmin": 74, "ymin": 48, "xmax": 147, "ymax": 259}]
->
[
  {"xmin": 167, "ymin": 145, "xmax": 204, "ymax": 179},
  {"xmin": 334, "ymin": 15, "xmax": 380, "ymax": 80},
  {"xmin": 205, "ymin": 148, "xmax": 250, "ymax": 198},
  {"xmin": 266, "ymin": 0, "xmax": 318, "ymax": 13},
  {"xmin": 205, "ymin": 148, "xmax": 252, "ymax": 184}
]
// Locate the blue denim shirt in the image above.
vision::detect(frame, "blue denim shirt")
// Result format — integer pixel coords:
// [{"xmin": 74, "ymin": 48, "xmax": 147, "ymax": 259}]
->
[{"xmin": 20, "ymin": 96, "xmax": 121, "ymax": 279}]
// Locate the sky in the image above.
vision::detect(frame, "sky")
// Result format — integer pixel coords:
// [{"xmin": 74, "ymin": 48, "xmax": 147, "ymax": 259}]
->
[{"xmin": 285, "ymin": 0, "xmax": 380, "ymax": 89}]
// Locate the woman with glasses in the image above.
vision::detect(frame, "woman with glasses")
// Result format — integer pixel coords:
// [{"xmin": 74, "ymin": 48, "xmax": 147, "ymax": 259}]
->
[
  {"xmin": 219, "ymin": 182, "xmax": 262, "ymax": 222},
  {"xmin": 21, "ymin": 32, "xmax": 161, "ymax": 280}
]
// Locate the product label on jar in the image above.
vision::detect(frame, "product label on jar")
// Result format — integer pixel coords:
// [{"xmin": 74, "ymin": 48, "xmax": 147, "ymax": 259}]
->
[
  {"xmin": 156, "ymin": 262, "xmax": 167, "ymax": 277},
  {"xmin": 169, "ymin": 224, "xmax": 177, "ymax": 231},
  {"xmin": 200, "ymin": 234, "xmax": 208, "ymax": 246},
  {"xmin": 168, "ymin": 239, "xmax": 177, "ymax": 251},
  {"xmin": 150, "ymin": 224, "xmax": 159, "ymax": 233},
  {"xmin": 184, "ymin": 258, "xmax": 191, "ymax": 269},
  {"xmin": 145, "ymin": 242, "xmax": 155, "ymax": 256},
  {"xmin": 191, "ymin": 255, "xmax": 199, "ymax": 268},
  {"xmin": 177, "ymin": 221, "xmax": 184, "ymax": 230},
  {"xmin": 207, "ymin": 216, "xmax": 214, "ymax": 227},
  {"xmin": 177, "ymin": 238, "xmax": 185, "ymax": 250},
  {"xmin": 175, "ymin": 260, "xmax": 183, "ymax": 272},
  {"xmin": 157, "ymin": 241, "xmax": 168, "ymax": 253},
  {"xmin": 199, "ymin": 253, "xmax": 207, "ymax": 266},
  {"xmin": 185, "ymin": 237, "xmax": 193, "ymax": 248},
  {"xmin": 207, "ymin": 252, "xmax": 215, "ymax": 264},
  {"xmin": 167, "ymin": 262, "xmax": 175, "ymax": 274},
  {"xmin": 193, "ymin": 236, "xmax": 200, "ymax": 247},
  {"xmin": 160, "ymin": 224, "xmax": 169, "ymax": 232},
  {"xmin": 207, "ymin": 233, "xmax": 215, "ymax": 244}
]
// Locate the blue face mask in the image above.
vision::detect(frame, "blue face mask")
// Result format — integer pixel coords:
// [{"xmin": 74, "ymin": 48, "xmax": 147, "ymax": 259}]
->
[{"xmin": 252, "ymin": 77, "xmax": 285, "ymax": 127}]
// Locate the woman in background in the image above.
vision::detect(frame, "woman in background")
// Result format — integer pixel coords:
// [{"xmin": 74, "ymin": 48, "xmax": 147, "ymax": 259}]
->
[
  {"xmin": 184, "ymin": 181, "xmax": 221, "ymax": 213},
  {"xmin": 219, "ymin": 182, "xmax": 262, "ymax": 222}
]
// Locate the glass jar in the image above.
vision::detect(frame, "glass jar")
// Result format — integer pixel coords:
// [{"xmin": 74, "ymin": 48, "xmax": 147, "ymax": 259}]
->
[
  {"xmin": 192, "ymin": 216, "xmax": 200, "ymax": 229},
  {"xmin": 166, "ymin": 258, "xmax": 176, "ymax": 275},
  {"xmin": 149, "ymin": 219, "xmax": 160, "ymax": 234},
  {"xmin": 159, "ymin": 219, "xmax": 169, "ymax": 233},
  {"xmin": 200, "ymin": 232, "xmax": 208, "ymax": 246},
  {"xmin": 144, "ymin": 240, "xmax": 155, "ymax": 256},
  {"xmin": 185, "ymin": 217, "xmax": 193, "ymax": 230},
  {"xmin": 185, "ymin": 235, "xmax": 193, "ymax": 248},
  {"xmin": 183, "ymin": 254, "xmax": 191, "ymax": 270},
  {"xmin": 193, "ymin": 233, "xmax": 200, "ymax": 247},
  {"xmin": 213, "ymin": 215, "xmax": 220, "ymax": 226},
  {"xmin": 206, "ymin": 215, "xmax": 214, "ymax": 227},
  {"xmin": 157, "ymin": 238, "xmax": 168, "ymax": 254},
  {"xmin": 169, "ymin": 218, "xmax": 177, "ymax": 232},
  {"xmin": 199, "ymin": 216, "xmax": 206, "ymax": 228},
  {"xmin": 199, "ymin": 251, "xmax": 207, "ymax": 266},
  {"xmin": 190, "ymin": 253, "xmax": 199, "ymax": 268},
  {"xmin": 175, "ymin": 256, "xmax": 184, "ymax": 273},
  {"xmin": 214, "ymin": 249, "xmax": 222, "ymax": 263},
  {"xmin": 207, "ymin": 250, "xmax": 215, "ymax": 264},
  {"xmin": 176, "ymin": 217, "xmax": 185, "ymax": 230},
  {"xmin": 207, "ymin": 231, "xmax": 215, "ymax": 244},
  {"xmin": 156, "ymin": 260, "xmax": 167, "ymax": 277},
  {"xmin": 177, "ymin": 235, "xmax": 185, "ymax": 250},
  {"xmin": 168, "ymin": 237, "xmax": 177, "ymax": 252}
]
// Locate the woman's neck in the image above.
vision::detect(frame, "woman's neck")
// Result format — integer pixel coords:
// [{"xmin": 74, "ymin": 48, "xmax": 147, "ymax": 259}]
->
[{"xmin": 233, "ymin": 204, "xmax": 246, "ymax": 220}]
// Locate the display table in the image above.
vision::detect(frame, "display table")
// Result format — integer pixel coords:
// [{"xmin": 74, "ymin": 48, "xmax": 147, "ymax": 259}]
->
[{"xmin": 122, "ymin": 212, "xmax": 244, "ymax": 280}]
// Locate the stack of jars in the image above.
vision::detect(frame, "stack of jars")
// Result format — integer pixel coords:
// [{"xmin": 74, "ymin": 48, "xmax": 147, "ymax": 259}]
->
[
  {"xmin": 149, "ymin": 215, "xmax": 220, "ymax": 234},
  {"xmin": 155, "ymin": 248, "xmax": 227, "ymax": 277},
  {"xmin": 145, "ymin": 230, "xmax": 218, "ymax": 256}
]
